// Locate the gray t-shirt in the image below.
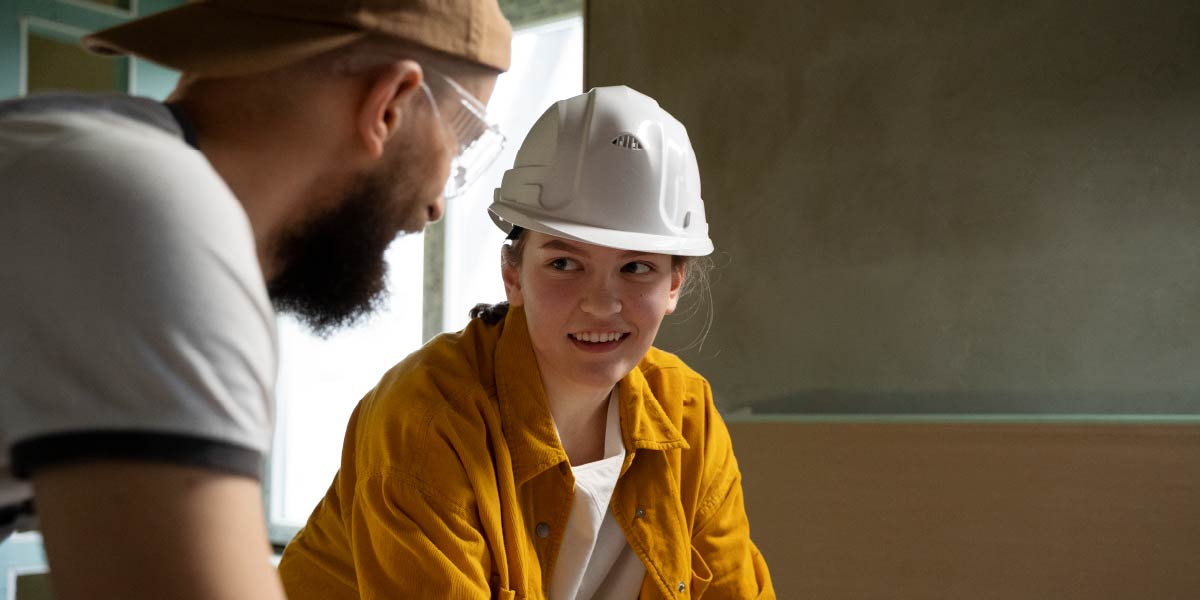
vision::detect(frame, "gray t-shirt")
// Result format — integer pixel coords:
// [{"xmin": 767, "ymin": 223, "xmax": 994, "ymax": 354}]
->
[{"xmin": 0, "ymin": 93, "xmax": 276, "ymax": 540}]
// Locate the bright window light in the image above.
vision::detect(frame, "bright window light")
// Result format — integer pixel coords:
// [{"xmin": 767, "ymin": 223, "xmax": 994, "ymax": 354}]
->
[
  {"xmin": 443, "ymin": 16, "xmax": 584, "ymax": 332},
  {"xmin": 271, "ymin": 235, "xmax": 424, "ymax": 526}
]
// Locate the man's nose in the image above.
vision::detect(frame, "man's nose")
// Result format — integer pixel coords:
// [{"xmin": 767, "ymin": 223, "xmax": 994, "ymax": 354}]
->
[{"xmin": 427, "ymin": 195, "xmax": 445, "ymax": 223}]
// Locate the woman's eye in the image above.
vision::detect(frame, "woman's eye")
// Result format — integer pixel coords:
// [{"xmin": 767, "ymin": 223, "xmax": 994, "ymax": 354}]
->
[
  {"xmin": 623, "ymin": 262, "xmax": 653, "ymax": 274},
  {"xmin": 550, "ymin": 258, "xmax": 581, "ymax": 271}
]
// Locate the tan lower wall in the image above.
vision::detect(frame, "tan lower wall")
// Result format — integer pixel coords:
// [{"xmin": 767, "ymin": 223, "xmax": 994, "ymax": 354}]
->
[{"xmin": 726, "ymin": 420, "xmax": 1200, "ymax": 599}]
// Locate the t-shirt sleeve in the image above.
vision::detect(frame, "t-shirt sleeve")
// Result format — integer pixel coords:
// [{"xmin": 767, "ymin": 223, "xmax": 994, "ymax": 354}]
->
[{"xmin": 0, "ymin": 115, "xmax": 276, "ymax": 480}]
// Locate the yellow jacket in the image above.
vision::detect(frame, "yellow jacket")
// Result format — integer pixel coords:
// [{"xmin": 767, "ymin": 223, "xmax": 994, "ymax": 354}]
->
[{"xmin": 278, "ymin": 307, "xmax": 774, "ymax": 599}]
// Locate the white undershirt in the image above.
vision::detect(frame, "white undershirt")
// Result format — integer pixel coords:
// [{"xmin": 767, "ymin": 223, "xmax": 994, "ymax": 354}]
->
[{"xmin": 549, "ymin": 391, "xmax": 646, "ymax": 600}]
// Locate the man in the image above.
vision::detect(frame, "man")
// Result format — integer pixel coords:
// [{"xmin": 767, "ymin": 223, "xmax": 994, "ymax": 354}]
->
[{"xmin": 0, "ymin": 1, "xmax": 510, "ymax": 598}]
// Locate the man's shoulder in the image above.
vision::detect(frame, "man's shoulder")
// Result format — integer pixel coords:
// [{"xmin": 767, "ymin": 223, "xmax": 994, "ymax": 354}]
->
[
  {"xmin": 0, "ymin": 94, "xmax": 246, "ymax": 262},
  {"xmin": 1, "ymin": 93, "xmax": 168, "ymax": 150},
  {"xmin": 11, "ymin": 94, "xmax": 215, "ymax": 198},
  {"xmin": 0, "ymin": 94, "xmax": 273, "ymax": 433},
  {"xmin": 4, "ymin": 103, "xmax": 194, "ymax": 175},
  {"xmin": 0, "ymin": 94, "xmax": 274, "ymax": 500}
]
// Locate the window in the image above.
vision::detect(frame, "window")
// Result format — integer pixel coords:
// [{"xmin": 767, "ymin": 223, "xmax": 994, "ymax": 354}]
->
[
  {"xmin": 441, "ymin": 16, "xmax": 586, "ymax": 332},
  {"xmin": 0, "ymin": 533, "xmax": 48, "ymax": 600},
  {"xmin": 267, "ymin": 15, "xmax": 585, "ymax": 538},
  {"xmin": 268, "ymin": 235, "xmax": 426, "ymax": 530}
]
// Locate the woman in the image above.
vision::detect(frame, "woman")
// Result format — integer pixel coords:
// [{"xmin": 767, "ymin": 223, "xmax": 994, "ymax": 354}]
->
[{"xmin": 279, "ymin": 86, "xmax": 774, "ymax": 599}]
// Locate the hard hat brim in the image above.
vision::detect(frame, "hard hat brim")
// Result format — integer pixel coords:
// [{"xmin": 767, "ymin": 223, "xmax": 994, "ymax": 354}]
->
[{"xmin": 489, "ymin": 204, "xmax": 713, "ymax": 257}]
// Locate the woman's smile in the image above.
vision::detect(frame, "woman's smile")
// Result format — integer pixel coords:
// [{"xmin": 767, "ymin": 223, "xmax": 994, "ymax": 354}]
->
[{"xmin": 568, "ymin": 330, "xmax": 631, "ymax": 352}]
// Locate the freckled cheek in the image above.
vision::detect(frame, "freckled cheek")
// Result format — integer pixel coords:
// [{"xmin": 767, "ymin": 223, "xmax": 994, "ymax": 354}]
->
[
  {"xmin": 524, "ymin": 282, "xmax": 583, "ymax": 333},
  {"xmin": 623, "ymin": 292, "xmax": 673, "ymax": 334},
  {"xmin": 625, "ymin": 286, "xmax": 671, "ymax": 311},
  {"xmin": 540, "ymin": 286, "xmax": 582, "ymax": 314}
]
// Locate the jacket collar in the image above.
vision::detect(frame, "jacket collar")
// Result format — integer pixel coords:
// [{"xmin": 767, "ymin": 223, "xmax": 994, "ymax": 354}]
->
[
  {"xmin": 494, "ymin": 306, "xmax": 687, "ymax": 486},
  {"xmin": 617, "ymin": 365, "xmax": 688, "ymax": 453}
]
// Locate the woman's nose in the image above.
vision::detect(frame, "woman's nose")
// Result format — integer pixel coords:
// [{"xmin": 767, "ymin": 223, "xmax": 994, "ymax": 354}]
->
[{"xmin": 579, "ymin": 276, "xmax": 622, "ymax": 316}]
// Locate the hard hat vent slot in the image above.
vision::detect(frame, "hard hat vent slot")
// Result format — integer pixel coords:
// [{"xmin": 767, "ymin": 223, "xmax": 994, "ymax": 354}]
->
[
  {"xmin": 683, "ymin": 211, "xmax": 692, "ymax": 228},
  {"xmin": 612, "ymin": 134, "xmax": 643, "ymax": 150}
]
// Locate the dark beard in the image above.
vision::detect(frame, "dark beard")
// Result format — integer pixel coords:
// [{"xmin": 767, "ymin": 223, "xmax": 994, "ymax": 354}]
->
[{"xmin": 267, "ymin": 172, "xmax": 406, "ymax": 337}]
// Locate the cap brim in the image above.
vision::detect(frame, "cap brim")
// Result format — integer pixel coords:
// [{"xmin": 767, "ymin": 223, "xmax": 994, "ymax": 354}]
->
[
  {"xmin": 83, "ymin": 3, "xmax": 368, "ymax": 78},
  {"xmin": 489, "ymin": 204, "xmax": 714, "ymax": 257}
]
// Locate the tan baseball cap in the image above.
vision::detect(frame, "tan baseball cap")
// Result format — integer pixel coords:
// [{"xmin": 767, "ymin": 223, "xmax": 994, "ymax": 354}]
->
[{"xmin": 83, "ymin": 0, "xmax": 512, "ymax": 77}]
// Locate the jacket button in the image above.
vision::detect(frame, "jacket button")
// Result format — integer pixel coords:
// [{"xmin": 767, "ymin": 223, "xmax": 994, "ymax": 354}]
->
[
  {"xmin": 677, "ymin": 582, "xmax": 686, "ymax": 592},
  {"xmin": 535, "ymin": 522, "xmax": 551, "ymax": 538},
  {"xmin": 635, "ymin": 507, "xmax": 646, "ymax": 518}
]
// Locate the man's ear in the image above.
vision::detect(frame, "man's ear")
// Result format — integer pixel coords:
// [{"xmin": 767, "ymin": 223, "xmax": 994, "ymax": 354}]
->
[
  {"xmin": 357, "ymin": 60, "xmax": 424, "ymax": 159},
  {"xmin": 664, "ymin": 266, "xmax": 685, "ymax": 315},
  {"xmin": 501, "ymin": 256, "xmax": 524, "ymax": 307}
]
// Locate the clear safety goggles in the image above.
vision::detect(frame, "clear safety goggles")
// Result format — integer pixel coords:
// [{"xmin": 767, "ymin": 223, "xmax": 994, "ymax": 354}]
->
[{"xmin": 420, "ymin": 70, "xmax": 505, "ymax": 199}]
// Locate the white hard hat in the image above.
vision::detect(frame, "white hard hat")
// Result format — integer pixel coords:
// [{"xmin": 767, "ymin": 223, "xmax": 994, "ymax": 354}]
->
[{"xmin": 489, "ymin": 86, "xmax": 713, "ymax": 256}]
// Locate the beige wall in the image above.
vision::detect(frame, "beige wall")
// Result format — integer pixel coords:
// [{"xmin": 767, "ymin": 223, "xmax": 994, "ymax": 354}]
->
[
  {"xmin": 585, "ymin": 1, "xmax": 1200, "ymax": 414},
  {"xmin": 727, "ymin": 420, "xmax": 1200, "ymax": 599}
]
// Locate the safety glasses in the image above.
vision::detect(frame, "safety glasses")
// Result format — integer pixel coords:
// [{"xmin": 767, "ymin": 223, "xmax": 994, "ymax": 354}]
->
[{"xmin": 420, "ymin": 69, "xmax": 506, "ymax": 199}]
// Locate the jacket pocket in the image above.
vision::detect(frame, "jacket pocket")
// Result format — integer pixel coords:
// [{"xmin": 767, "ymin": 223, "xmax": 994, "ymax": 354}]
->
[
  {"xmin": 493, "ymin": 587, "xmax": 516, "ymax": 600},
  {"xmin": 689, "ymin": 545, "xmax": 713, "ymax": 597}
]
